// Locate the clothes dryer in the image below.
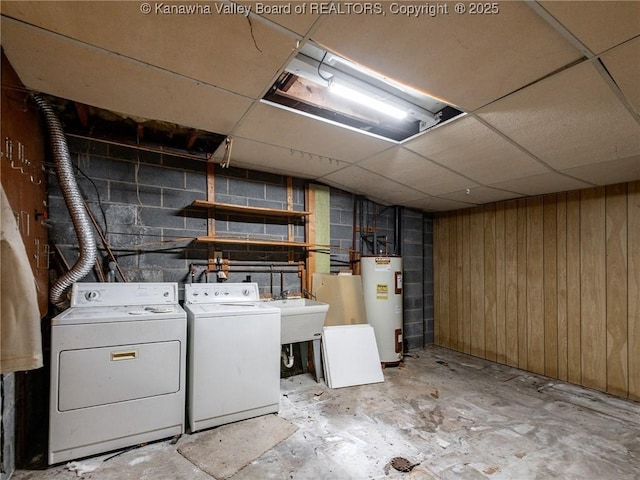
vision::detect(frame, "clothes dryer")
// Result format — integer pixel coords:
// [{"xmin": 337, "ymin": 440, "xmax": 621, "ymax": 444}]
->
[{"xmin": 49, "ymin": 282, "xmax": 186, "ymax": 464}]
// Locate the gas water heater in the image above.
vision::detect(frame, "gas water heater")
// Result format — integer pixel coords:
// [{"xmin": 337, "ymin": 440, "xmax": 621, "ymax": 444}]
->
[{"xmin": 361, "ymin": 256, "xmax": 403, "ymax": 363}]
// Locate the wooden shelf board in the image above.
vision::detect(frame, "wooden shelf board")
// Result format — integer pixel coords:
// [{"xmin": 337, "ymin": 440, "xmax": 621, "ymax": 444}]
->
[
  {"xmin": 195, "ymin": 236, "xmax": 312, "ymax": 247},
  {"xmin": 191, "ymin": 200, "xmax": 311, "ymax": 218}
]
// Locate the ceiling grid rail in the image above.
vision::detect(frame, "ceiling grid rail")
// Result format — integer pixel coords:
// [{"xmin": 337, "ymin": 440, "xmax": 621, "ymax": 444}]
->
[{"xmin": 527, "ymin": 1, "xmax": 640, "ymax": 125}]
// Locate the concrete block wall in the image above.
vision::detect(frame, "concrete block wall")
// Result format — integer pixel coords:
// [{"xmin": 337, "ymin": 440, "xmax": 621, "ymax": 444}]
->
[
  {"xmin": 375, "ymin": 209, "xmax": 397, "ymax": 256},
  {"xmin": 327, "ymin": 193, "xmax": 400, "ymax": 265},
  {"xmin": 423, "ymin": 216, "xmax": 435, "ymax": 344},
  {"xmin": 402, "ymin": 208, "xmax": 426, "ymax": 350},
  {"xmin": 212, "ymin": 168, "xmax": 306, "ymax": 297},
  {"xmin": 49, "ymin": 137, "xmax": 209, "ymax": 286},
  {"xmin": 49, "ymin": 138, "xmax": 308, "ymax": 297},
  {"xmin": 328, "ymin": 188, "xmax": 354, "ymax": 271},
  {"xmin": 0, "ymin": 374, "xmax": 15, "ymax": 480},
  {"xmin": 327, "ymin": 192, "xmax": 432, "ymax": 350},
  {"xmin": 48, "ymin": 135, "xmax": 434, "ymax": 348}
]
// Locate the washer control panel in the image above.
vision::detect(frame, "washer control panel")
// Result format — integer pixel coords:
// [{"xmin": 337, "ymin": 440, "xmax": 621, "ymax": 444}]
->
[
  {"xmin": 184, "ymin": 283, "xmax": 260, "ymax": 304},
  {"xmin": 71, "ymin": 282, "xmax": 179, "ymax": 307}
]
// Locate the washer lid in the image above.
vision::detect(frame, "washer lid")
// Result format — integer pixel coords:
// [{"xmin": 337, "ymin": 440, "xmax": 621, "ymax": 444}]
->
[{"xmin": 185, "ymin": 302, "xmax": 279, "ymax": 316}]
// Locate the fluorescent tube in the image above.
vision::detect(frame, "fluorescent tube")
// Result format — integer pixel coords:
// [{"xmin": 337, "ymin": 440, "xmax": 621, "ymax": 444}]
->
[{"xmin": 329, "ymin": 82, "xmax": 407, "ymax": 120}]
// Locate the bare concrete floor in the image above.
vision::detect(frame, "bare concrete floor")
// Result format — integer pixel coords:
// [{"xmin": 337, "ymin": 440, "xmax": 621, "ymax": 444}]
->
[{"xmin": 13, "ymin": 346, "xmax": 640, "ymax": 479}]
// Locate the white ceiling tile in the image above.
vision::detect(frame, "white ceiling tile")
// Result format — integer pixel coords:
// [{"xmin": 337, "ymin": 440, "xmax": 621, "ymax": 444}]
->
[
  {"xmin": 234, "ymin": 102, "xmax": 393, "ymax": 162},
  {"xmin": 490, "ymin": 172, "xmax": 592, "ymax": 196},
  {"xmin": 440, "ymin": 187, "xmax": 523, "ymax": 205},
  {"xmin": 321, "ymin": 166, "xmax": 426, "ymax": 205},
  {"xmin": 404, "ymin": 116, "xmax": 549, "ymax": 184},
  {"xmin": 477, "ymin": 62, "xmax": 640, "ymax": 170},
  {"xmin": 357, "ymin": 147, "xmax": 479, "ymax": 196},
  {"xmin": 212, "ymin": 137, "xmax": 345, "ymax": 179},
  {"xmin": 403, "ymin": 196, "xmax": 476, "ymax": 213},
  {"xmin": 2, "ymin": 2, "xmax": 637, "ymax": 212},
  {"xmin": 1, "ymin": 1, "xmax": 296, "ymax": 99},
  {"xmin": 1, "ymin": 18, "xmax": 252, "ymax": 134},
  {"xmin": 539, "ymin": 0, "xmax": 640, "ymax": 54},
  {"xmin": 601, "ymin": 38, "xmax": 640, "ymax": 115},
  {"xmin": 255, "ymin": 9, "xmax": 320, "ymax": 36},
  {"xmin": 561, "ymin": 155, "xmax": 640, "ymax": 186},
  {"xmin": 312, "ymin": 1, "xmax": 580, "ymax": 110}
]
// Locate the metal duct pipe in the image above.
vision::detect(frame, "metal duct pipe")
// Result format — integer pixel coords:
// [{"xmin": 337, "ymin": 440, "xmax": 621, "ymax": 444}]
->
[{"xmin": 34, "ymin": 94, "xmax": 97, "ymax": 308}]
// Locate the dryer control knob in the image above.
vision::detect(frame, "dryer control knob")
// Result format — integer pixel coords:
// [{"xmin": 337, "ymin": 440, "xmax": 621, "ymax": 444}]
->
[{"xmin": 85, "ymin": 290, "xmax": 100, "ymax": 301}]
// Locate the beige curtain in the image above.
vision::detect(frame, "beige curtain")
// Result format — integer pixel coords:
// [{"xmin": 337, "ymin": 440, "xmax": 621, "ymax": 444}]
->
[{"xmin": 1, "ymin": 184, "xmax": 43, "ymax": 373}]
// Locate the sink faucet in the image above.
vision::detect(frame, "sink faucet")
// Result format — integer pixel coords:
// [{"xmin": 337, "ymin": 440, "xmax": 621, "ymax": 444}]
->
[{"xmin": 276, "ymin": 290, "xmax": 290, "ymax": 300}]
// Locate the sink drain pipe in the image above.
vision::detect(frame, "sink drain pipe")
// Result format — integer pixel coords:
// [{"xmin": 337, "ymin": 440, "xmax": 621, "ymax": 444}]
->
[
  {"xmin": 281, "ymin": 344, "xmax": 294, "ymax": 368},
  {"xmin": 34, "ymin": 94, "xmax": 97, "ymax": 308}
]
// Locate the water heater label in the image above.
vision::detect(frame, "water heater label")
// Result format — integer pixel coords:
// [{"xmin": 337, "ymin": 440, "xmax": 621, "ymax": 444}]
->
[
  {"xmin": 395, "ymin": 271, "xmax": 402, "ymax": 294},
  {"xmin": 374, "ymin": 258, "xmax": 391, "ymax": 271},
  {"xmin": 376, "ymin": 284, "xmax": 389, "ymax": 300}
]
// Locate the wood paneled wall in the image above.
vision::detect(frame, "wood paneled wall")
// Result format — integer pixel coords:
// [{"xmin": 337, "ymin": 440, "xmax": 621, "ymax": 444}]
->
[{"xmin": 434, "ymin": 181, "xmax": 640, "ymax": 400}]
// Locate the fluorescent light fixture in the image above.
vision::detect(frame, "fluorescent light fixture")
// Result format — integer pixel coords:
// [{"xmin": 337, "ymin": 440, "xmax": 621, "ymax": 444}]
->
[
  {"xmin": 267, "ymin": 42, "xmax": 465, "ymax": 141},
  {"xmin": 329, "ymin": 82, "xmax": 407, "ymax": 120},
  {"xmin": 329, "ymin": 55, "xmax": 428, "ymax": 99}
]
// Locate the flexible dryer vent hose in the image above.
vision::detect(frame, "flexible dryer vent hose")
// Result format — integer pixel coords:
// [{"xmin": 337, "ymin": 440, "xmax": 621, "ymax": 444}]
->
[{"xmin": 34, "ymin": 94, "xmax": 97, "ymax": 308}]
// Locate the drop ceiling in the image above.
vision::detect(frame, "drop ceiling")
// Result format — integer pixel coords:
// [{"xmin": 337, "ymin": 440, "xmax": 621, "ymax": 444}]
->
[{"xmin": 1, "ymin": 1, "xmax": 639, "ymax": 212}]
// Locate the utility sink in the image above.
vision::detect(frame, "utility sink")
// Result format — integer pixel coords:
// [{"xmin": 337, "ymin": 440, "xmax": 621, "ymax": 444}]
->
[{"xmin": 268, "ymin": 298, "xmax": 329, "ymax": 344}]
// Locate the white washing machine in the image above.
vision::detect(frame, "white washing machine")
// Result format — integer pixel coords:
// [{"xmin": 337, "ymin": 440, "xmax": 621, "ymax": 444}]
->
[
  {"xmin": 49, "ymin": 282, "xmax": 187, "ymax": 465},
  {"xmin": 184, "ymin": 283, "xmax": 280, "ymax": 432}
]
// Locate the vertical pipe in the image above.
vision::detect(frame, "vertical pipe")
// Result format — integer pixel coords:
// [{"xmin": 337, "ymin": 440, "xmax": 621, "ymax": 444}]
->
[
  {"xmin": 280, "ymin": 271, "xmax": 284, "ymax": 296},
  {"xmin": 358, "ymin": 196, "xmax": 364, "ymax": 255},
  {"xmin": 270, "ymin": 266, "xmax": 274, "ymax": 297},
  {"xmin": 373, "ymin": 202, "xmax": 378, "ymax": 255},
  {"xmin": 351, "ymin": 194, "xmax": 357, "ymax": 272},
  {"xmin": 395, "ymin": 206, "xmax": 402, "ymax": 256}
]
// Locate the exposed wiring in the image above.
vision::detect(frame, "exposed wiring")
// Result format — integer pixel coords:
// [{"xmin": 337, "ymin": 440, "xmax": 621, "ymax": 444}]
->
[
  {"xmin": 1, "ymin": 83, "xmax": 33, "ymax": 95},
  {"xmin": 66, "ymin": 133, "xmax": 212, "ymax": 162},
  {"xmin": 134, "ymin": 134, "xmax": 143, "ymax": 205},
  {"xmin": 81, "ymin": 197, "xmax": 129, "ymax": 282},
  {"xmin": 108, "ymin": 246, "xmax": 188, "ymax": 255},
  {"xmin": 75, "ymin": 160, "xmax": 109, "ymax": 239},
  {"xmin": 317, "ymin": 52, "xmax": 333, "ymax": 83},
  {"xmin": 102, "ymin": 443, "xmax": 143, "ymax": 462}
]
